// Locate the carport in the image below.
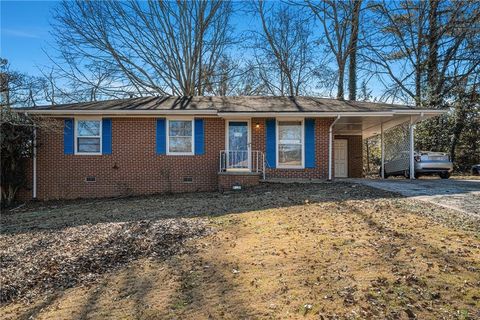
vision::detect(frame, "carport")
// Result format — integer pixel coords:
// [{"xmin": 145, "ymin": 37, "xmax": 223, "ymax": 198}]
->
[{"xmin": 328, "ymin": 109, "xmax": 447, "ymax": 180}]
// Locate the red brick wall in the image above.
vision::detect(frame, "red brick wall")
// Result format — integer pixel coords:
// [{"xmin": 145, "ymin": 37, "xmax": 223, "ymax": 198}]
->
[
  {"xmin": 251, "ymin": 118, "xmax": 334, "ymax": 179},
  {"xmin": 21, "ymin": 118, "xmax": 225, "ymax": 200},
  {"xmin": 18, "ymin": 117, "xmax": 364, "ymax": 201},
  {"xmin": 334, "ymin": 135, "xmax": 363, "ymax": 178}
]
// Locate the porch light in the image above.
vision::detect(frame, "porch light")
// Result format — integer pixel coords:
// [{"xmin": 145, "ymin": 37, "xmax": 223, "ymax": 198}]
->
[{"xmin": 255, "ymin": 122, "xmax": 260, "ymax": 128}]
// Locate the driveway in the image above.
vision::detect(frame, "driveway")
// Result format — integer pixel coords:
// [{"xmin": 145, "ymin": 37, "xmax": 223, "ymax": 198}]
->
[{"xmin": 353, "ymin": 178, "xmax": 480, "ymax": 217}]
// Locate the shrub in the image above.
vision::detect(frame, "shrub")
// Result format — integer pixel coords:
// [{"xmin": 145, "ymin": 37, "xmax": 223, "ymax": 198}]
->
[{"xmin": 1, "ymin": 107, "xmax": 36, "ymax": 207}]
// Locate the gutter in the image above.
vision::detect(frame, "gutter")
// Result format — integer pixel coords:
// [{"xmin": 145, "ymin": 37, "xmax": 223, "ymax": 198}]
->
[
  {"xmin": 15, "ymin": 109, "xmax": 446, "ymax": 117},
  {"xmin": 14, "ymin": 109, "xmax": 218, "ymax": 116},
  {"xmin": 328, "ymin": 115, "xmax": 341, "ymax": 181}
]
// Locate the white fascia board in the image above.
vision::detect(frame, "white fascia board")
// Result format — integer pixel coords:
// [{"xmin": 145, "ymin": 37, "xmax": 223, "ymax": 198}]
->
[
  {"xmin": 219, "ymin": 110, "xmax": 446, "ymax": 117},
  {"xmin": 392, "ymin": 109, "xmax": 447, "ymax": 115},
  {"xmin": 16, "ymin": 109, "xmax": 218, "ymax": 116},
  {"xmin": 218, "ymin": 112, "xmax": 395, "ymax": 117},
  {"xmin": 17, "ymin": 108, "xmax": 446, "ymax": 118}
]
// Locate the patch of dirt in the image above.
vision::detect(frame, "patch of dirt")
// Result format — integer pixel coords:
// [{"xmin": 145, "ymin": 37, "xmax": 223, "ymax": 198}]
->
[{"xmin": 1, "ymin": 182, "xmax": 479, "ymax": 319}]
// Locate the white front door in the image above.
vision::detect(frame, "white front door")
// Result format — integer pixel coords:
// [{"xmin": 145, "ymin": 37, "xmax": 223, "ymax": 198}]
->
[{"xmin": 334, "ymin": 139, "xmax": 348, "ymax": 178}]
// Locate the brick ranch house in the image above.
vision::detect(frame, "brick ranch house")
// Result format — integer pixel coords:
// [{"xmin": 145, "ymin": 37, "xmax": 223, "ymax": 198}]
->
[{"xmin": 16, "ymin": 96, "xmax": 444, "ymax": 201}]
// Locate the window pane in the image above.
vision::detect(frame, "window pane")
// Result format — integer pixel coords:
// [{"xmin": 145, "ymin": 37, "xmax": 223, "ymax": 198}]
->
[
  {"xmin": 278, "ymin": 121, "xmax": 302, "ymax": 166},
  {"xmin": 278, "ymin": 121, "xmax": 302, "ymax": 144},
  {"xmin": 77, "ymin": 138, "xmax": 100, "ymax": 153},
  {"xmin": 279, "ymin": 144, "xmax": 302, "ymax": 166},
  {"xmin": 169, "ymin": 137, "xmax": 192, "ymax": 153},
  {"xmin": 77, "ymin": 120, "xmax": 100, "ymax": 136},
  {"xmin": 169, "ymin": 120, "xmax": 192, "ymax": 137},
  {"xmin": 228, "ymin": 122, "xmax": 248, "ymax": 151}
]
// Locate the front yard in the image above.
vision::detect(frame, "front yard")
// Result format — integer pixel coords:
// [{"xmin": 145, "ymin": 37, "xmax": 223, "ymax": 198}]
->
[{"xmin": 1, "ymin": 183, "xmax": 479, "ymax": 319}]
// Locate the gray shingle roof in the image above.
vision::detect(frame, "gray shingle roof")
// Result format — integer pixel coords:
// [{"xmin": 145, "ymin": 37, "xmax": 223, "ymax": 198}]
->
[{"xmin": 21, "ymin": 96, "xmax": 417, "ymax": 113}]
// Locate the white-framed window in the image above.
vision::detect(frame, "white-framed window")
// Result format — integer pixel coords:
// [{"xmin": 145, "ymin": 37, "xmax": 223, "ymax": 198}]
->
[
  {"xmin": 167, "ymin": 119, "xmax": 194, "ymax": 155},
  {"xmin": 277, "ymin": 119, "xmax": 304, "ymax": 168},
  {"xmin": 75, "ymin": 119, "xmax": 102, "ymax": 155}
]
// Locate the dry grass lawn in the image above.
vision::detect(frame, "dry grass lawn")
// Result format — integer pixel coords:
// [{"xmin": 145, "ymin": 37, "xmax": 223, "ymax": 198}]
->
[{"xmin": 1, "ymin": 182, "xmax": 479, "ymax": 319}]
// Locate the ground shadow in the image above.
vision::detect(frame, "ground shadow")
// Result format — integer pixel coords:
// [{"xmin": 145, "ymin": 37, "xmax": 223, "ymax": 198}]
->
[{"xmin": 1, "ymin": 182, "xmax": 400, "ymax": 235}]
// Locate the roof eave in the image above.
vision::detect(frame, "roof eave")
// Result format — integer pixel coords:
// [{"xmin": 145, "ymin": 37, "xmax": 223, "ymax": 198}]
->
[
  {"xmin": 16, "ymin": 109, "xmax": 218, "ymax": 116},
  {"xmin": 15, "ymin": 108, "xmax": 447, "ymax": 117}
]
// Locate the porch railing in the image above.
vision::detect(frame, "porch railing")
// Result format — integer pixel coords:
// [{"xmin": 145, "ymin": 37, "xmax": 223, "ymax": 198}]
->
[{"xmin": 219, "ymin": 150, "xmax": 265, "ymax": 180}]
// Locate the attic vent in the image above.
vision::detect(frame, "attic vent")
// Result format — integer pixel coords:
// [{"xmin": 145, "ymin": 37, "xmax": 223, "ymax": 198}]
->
[
  {"xmin": 183, "ymin": 176, "xmax": 193, "ymax": 183},
  {"xmin": 85, "ymin": 176, "xmax": 96, "ymax": 182}
]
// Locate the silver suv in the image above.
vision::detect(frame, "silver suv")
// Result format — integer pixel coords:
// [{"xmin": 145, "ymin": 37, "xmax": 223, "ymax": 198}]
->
[{"xmin": 380, "ymin": 151, "xmax": 453, "ymax": 179}]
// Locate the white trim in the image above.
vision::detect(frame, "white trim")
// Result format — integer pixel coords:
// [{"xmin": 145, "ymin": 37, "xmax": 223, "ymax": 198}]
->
[
  {"xmin": 219, "ymin": 110, "xmax": 447, "ymax": 117},
  {"xmin": 166, "ymin": 118, "xmax": 195, "ymax": 156},
  {"xmin": 409, "ymin": 116, "xmax": 415, "ymax": 179},
  {"xmin": 276, "ymin": 118, "xmax": 305, "ymax": 169},
  {"xmin": 19, "ymin": 109, "xmax": 217, "ymax": 116},
  {"xmin": 74, "ymin": 118, "xmax": 102, "ymax": 155},
  {"xmin": 16, "ymin": 108, "xmax": 447, "ymax": 117},
  {"xmin": 381, "ymin": 122, "xmax": 385, "ymax": 179},
  {"xmin": 328, "ymin": 116, "xmax": 341, "ymax": 180},
  {"xmin": 32, "ymin": 126, "xmax": 37, "ymax": 199},
  {"xmin": 225, "ymin": 119, "xmax": 252, "ymax": 171}
]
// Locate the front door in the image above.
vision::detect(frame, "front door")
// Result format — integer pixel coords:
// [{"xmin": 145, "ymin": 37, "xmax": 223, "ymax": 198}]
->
[
  {"xmin": 334, "ymin": 139, "xmax": 348, "ymax": 178},
  {"xmin": 227, "ymin": 121, "xmax": 250, "ymax": 170}
]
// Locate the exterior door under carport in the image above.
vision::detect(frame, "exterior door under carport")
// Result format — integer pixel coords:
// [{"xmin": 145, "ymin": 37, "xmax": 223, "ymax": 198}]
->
[{"xmin": 334, "ymin": 139, "xmax": 348, "ymax": 178}]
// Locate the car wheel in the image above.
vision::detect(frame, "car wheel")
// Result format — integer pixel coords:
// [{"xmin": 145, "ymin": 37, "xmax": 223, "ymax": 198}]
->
[
  {"xmin": 473, "ymin": 168, "xmax": 479, "ymax": 175},
  {"xmin": 414, "ymin": 173, "xmax": 421, "ymax": 179},
  {"xmin": 439, "ymin": 172, "xmax": 451, "ymax": 179}
]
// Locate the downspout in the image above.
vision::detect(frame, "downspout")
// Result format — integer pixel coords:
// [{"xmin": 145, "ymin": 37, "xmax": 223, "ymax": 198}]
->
[
  {"xmin": 328, "ymin": 116, "xmax": 341, "ymax": 181},
  {"xmin": 380, "ymin": 122, "xmax": 384, "ymax": 179},
  {"xmin": 32, "ymin": 122, "xmax": 37, "ymax": 199}
]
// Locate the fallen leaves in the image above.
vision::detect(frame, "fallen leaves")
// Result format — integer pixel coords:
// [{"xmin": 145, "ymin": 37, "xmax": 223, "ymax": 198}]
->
[{"xmin": 0, "ymin": 218, "xmax": 208, "ymax": 304}]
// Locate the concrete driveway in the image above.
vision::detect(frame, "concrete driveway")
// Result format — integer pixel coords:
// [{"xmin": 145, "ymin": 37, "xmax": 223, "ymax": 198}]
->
[{"xmin": 353, "ymin": 178, "xmax": 480, "ymax": 217}]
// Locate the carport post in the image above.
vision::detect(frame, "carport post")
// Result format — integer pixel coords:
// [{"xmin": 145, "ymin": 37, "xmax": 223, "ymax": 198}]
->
[
  {"xmin": 381, "ymin": 123, "xmax": 385, "ymax": 179},
  {"xmin": 409, "ymin": 116, "xmax": 415, "ymax": 180}
]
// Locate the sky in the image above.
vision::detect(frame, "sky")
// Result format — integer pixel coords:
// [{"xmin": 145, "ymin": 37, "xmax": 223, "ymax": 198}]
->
[
  {"xmin": 0, "ymin": 0, "xmax": 257, "ymax": 77},
  {"xmin": 1, "ymin": 0, "xmax": 58, "ymax": 75},
  {"xmin": 0, "ymin": 0, "xmax": 390, "ymax": 101}
]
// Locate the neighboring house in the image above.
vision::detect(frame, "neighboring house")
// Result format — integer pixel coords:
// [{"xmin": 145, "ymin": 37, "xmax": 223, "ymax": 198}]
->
[{"xmin": 16, "ymin": 96, "xmax": 444, "ymax": 200}]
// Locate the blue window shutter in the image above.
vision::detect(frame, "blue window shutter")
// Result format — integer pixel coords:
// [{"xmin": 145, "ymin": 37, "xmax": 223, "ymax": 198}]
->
[
  {"xmin": 194, "ymin": 118, "xmax": 204, "ymax": 155},
  {"xmin": 64, "ymin": 118, "xmax": 74, "ymax": 154},
  {"xmin": 102, "ymin": 118, "xmax": 112, "ymax": 155},
  {"xmin": 156, "ymin": 118, "xmax": 166, "ymax": 155},
  {"xmin": 265, "ymin": 119, "xmax": 276, "ymax": 168},
  {"xmin": 305, "ymin": 118, "xmax": 315, "ymax": 168}
]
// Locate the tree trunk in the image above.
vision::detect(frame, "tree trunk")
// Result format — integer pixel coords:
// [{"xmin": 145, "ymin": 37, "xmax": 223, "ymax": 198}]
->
[
  {"xmin": 337, "ymin": 61, "xmax": 345, "ymax": 100},
  {"xmin": 427, "ymin": 0, "xmax": 439, "ymax": 108},
  {"xmin": 348, "ymin": 0, "xmax": 361, "ymax": 101}
]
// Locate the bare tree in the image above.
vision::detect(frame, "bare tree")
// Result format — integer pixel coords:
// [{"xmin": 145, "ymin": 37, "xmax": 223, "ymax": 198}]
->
[
  {"xmin": 305, "ymin": 0, "xmax": 363, "ymax": 100},
  {"xmin": 250, "ymin": 1, "xmax": 323, "ymax": 96},
  {"xmin": 363, "ymin": 0, "xmax": 480, "ymax": 107},
  {"xmin": 51, "ymin": 0, "xmax": 235, "ymax": 96},
  {"xmin": 0, "ymin": 59, "xmax": 48, "ymax": 108}
]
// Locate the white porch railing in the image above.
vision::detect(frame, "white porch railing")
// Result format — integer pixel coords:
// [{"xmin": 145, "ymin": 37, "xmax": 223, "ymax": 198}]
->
[{"xmin": 219, "ymin": 150, "xmax": 265, "ymax": 180}]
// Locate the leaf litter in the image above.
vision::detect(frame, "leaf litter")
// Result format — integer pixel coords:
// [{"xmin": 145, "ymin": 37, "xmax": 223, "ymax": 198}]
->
[{"xmin": 1, "ymin": 182, "xmax": 479, "ymax": 319}]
